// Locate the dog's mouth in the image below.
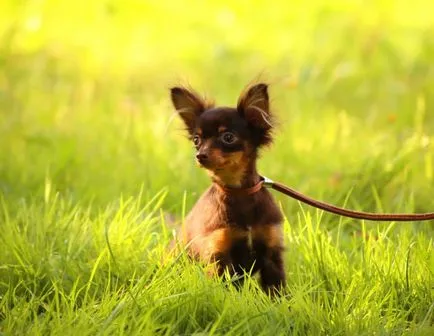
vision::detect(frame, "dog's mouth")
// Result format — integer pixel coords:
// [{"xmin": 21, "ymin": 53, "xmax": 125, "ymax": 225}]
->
[
  {"xmin": 197, "ymin": 159, "xmax": 219, "ymax": 170},
  {"xmin": 196, "ymin": 157, "xmax": 228, "ymax": 171},
  {"xmin": 196, "ymin": 156, "xmax": 211, "ymax": 167}
]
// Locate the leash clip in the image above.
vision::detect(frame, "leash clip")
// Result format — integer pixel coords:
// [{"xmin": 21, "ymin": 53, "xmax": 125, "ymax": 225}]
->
[{"xmin": 261, "ymin": 176, "xmax": 274, "ymax": 188}]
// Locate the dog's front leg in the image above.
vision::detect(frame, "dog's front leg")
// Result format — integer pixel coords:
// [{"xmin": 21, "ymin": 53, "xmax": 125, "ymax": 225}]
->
[
  {"xmin": 201, "ymin": 227, "xmax": 235, "ymax": 278},
  {"xmin": 252, "ymin": 224, "xmax": 286, "ymax": 295},
  {"xmin": 259, "ymin": 246, "xmax": 286, "ymax": 295},
  {"xmin": 205, "ymin": 251, "xmax": 232, "ymax": 277}
]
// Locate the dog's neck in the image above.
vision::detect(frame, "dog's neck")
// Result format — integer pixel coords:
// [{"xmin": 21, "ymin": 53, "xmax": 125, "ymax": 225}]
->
[{"xmin": 210, "ymin": 160, "xmax": 261, "ymax": 190}]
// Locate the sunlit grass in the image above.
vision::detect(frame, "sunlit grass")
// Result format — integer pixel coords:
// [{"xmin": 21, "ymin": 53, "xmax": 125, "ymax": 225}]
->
[
  {"xmin": 1, "ymin": 195, "xmax": 432, "ymax": 335},
  {"xmin": 1, "ymin": 0, "xmax": 433, "ymax": 334}
]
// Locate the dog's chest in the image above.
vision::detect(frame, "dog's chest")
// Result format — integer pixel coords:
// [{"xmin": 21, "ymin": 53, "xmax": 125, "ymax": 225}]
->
[
  {"xmin": 185, "ymin": 186, "xmax": 283, "ymax": 254},
  {"xmin": 244, "ymin": 226, "xmax": 253, "ymax": 250}
]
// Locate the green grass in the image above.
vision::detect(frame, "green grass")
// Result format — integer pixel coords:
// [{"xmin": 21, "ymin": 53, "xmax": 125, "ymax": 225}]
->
[{"xmin": 1, "ymin": 0, "xmax": 434, "ymax": 334}]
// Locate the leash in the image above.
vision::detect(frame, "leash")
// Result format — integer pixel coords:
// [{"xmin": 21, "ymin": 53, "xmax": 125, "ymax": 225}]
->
[
  {"xmin": 215, "ymin": 177, "xmax": 434, "ymax": 221},
  {"xmin": 261, "ymin": 176, "xmax": 434, "ymax": 221}
]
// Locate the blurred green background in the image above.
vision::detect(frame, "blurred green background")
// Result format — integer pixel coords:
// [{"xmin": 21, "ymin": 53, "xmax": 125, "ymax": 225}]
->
[
  {"xmin": 1, "ymin": 0, "xmax": 433, "ymax": 215},
  {"xmin": 1, "ymin": 1, "xmax": 434, "ymax": 334}
]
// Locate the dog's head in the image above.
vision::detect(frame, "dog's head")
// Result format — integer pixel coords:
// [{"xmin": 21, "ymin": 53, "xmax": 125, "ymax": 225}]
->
[{"xmin": 170, "ymin": 83, "xmax": 274, "ymax": 186}]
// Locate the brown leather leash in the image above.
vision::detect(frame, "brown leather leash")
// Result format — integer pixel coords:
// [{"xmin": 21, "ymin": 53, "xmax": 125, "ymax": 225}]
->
[
  {"xmin": 215, "ymin": 177, "xmax": 434, "ymax": 221},
  {"xmin": 261, "ymin": 176, "xmax": 434, "ymax": 221}
]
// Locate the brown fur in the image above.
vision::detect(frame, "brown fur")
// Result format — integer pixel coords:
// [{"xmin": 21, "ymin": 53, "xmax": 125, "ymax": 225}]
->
[{"xmin": 170, "ymin": 82, "xmax": 285, "ymax": 295}]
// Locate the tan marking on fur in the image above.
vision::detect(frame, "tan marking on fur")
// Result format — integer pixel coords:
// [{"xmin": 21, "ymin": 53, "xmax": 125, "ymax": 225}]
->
[
  {"xmin": 218, "ymin": 126, "xmax": 227, "ymax": 133},
  {"xmin": 201, "ymin": 227, "xmax": 248, "ymax": 260},
  {"xmin": 196, "ymin": 128, "xmax": 202, "ymax": 135},
  {"xmin": 247, "ymin": 227, "xmax": 253, "ymax": 249},
  {"xmin": 205, "ymin": 149, "xmax": 247, "ymax": 186},
  {"xmin": 252, "ymin": 225, "xmax": 283, "ymax": 249},
  {"xmin": 207, "ymin": 227, "xmax": 248, "ymax": 252}
]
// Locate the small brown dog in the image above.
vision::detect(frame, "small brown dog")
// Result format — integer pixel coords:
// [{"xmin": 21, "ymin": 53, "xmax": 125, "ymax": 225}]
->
[{"xmin": 170, "ymin": 83, "xmax": 285, "ymax": 294}]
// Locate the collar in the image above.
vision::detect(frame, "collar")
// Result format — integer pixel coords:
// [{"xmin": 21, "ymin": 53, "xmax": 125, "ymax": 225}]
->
[{"xmin": 213, "ymin": 177, "xmax": 265, "ymax": 196}]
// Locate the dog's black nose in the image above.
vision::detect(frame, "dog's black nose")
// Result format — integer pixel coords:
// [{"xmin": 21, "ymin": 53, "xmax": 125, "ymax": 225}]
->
[{"xmin": 196, "ymin": 153, "xmax": 208, "ymax": 163}]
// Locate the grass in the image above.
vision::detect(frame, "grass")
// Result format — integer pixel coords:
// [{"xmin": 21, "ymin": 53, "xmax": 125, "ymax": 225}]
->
[{"xmin": 1, "ymin": 0, "xmax": 434, "ymax": 334}]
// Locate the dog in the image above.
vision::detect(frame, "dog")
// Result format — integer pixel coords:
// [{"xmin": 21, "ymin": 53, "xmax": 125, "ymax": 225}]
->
[{"xmin": 170, "ymin": 82, "xmax": 285, "ymax": 294}]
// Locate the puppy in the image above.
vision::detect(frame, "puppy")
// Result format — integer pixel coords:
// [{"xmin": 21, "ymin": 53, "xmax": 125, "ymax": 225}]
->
[{"xmin": 170, "ymin": 83, "xmax": 285, "ymax": 294}]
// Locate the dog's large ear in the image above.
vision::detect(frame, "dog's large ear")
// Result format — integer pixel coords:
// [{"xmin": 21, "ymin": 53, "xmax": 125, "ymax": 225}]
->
[
  {"xmin": 170, "ymin": 87, "xmax": 211, "ymax": 134},
  {"xmin": 237, "ymin": 83, "xmax": 273, "ymax": 145},
  {"xmin": 237, "ymin": 83, "xmax": 271, "ymax": 129}
]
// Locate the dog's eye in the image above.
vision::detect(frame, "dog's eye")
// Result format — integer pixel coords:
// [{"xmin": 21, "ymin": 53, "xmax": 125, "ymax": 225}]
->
[
  {"xmin": 193, "ymin": 135, "xmax": 201, "ymax": 147},
  {"xmin": 220, "ymin": 132, "xmax": 237, "ymax": 145}
]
